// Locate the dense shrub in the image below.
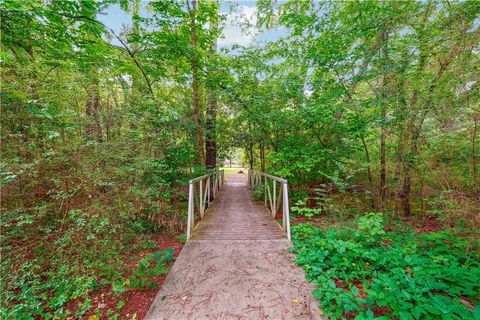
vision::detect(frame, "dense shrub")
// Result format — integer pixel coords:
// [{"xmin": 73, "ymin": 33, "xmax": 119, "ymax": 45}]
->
[{"xmin": 0, "ymin": 142, "xmax": 189, "ymax": 318}]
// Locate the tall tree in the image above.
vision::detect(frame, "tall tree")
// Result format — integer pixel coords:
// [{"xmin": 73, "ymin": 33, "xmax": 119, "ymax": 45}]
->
[
  {"xmin": 205, "ymin": 1, "xmax": 219, "ymax": 169},
  {"xmin": 188, "ymin": 0, "xmax": 205, "ymax": 166},
  {"xmin": 379, "ymin": 21, "xmax": 389, "ymax": 211}
]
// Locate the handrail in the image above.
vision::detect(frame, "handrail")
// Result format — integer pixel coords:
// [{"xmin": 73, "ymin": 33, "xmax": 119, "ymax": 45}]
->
[
  {"xmin": 247, "ymin": 169, "xmax": 291, "ymax": 240},
  {"xmin": 186, "ymin": 169, "xmax": 225, "ymax": 240}
]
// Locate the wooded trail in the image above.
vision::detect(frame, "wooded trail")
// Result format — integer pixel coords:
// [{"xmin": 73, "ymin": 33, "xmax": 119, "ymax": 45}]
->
[{"xmin": 145, "ymin": 172, "xmax": 321, "ymax": 319}]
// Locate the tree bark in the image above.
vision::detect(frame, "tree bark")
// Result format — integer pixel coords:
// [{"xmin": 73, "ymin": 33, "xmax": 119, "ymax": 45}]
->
[
  {"xmin": 248, "ymin": 143, "xmax": 254, "ymax": 169},
  {"xmin": 189, "ymin": 0, "xmax": 205, "ymax": 166},
  {"xmin": 397, "ymin": 96, "xmax": 424, "ymax": 216},
  {"xmin": 85, "ymin": 82, "xmax": 102, "ymax": 142},
  {"xmin": 361, "ymin": 136, "xmax": 375, "ymax": 210},
  {"xmin": 379, "ymin": 27, "xmax": 388, "ymax": 211},
  {"xmin": 205, "ymin": 4, "xmax": 218, "ymax": 169},
  {"xmin": 131, "ymin": 0, "xmax": 142, "ymax": 102},
  {"xmin": 397, "ymin": 40, "xmax": 465, "ymax": 215},
  {"xmin": 205, "ymin": 90, "xmax": 217, "ymax": 168},
  {"xmin": 260, "ymin": 141, "xmax": 265, "ymax": 172}
]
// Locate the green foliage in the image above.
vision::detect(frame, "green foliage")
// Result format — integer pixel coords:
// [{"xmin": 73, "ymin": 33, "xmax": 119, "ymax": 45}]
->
[
  {"xmin": 291, "ymin": 199, "xmax": 321, "ymax": 219},
  {"xmin": 2, "ymin": 0, "xmax": 479, "ymax": 317},
  {"xmin": 252, "ymin": 184, "xmax": 266, "ymax": 202},
  {"xmin": 291, "ymin": 216, "xmax": 480, "ymax": 319},
  {"xmin": 291, "ymin": 186, "xmax": 341, "ymax": 219},
  {"xmin": 128, "ymin": 249, "xmax": 174, "ymax": 289},
  {"xmin": 236, "ymin": 0, "xmax": 480, "ymax": 218},
  {"xmin": 1, "ymin": 0, "xmax": 216, "ymax": 316},
  {"xmin": 0, "ymin": 208, "xmax": 124, "ymax": 319},
  {"xmin": 177, "ymin": 233, "xmax": 187, "ymax": 244}
]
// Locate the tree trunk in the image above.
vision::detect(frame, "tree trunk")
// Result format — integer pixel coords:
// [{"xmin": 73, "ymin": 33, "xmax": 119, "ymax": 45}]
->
[
  {"xmin": 205, "ymin": 90, "xmax": 216, "ymax": 168},
  {"xmin": 189, "ymin": 0, "xmax": 205, "ymax": 166},
  {"xmin": 361, "ymin": 136, "xmax": 375, "ymax": 210},
  {"xmin": 205, "ymin": 8, "xmax": 218, "ymax": 169},
  {"xmin": 260, "ymin": 141, "xmax": 265, "ymax": 172},
  {"xmin": 131, "ymin": 0, "xmax": 142, "ymax": 102},
  {"xmin": 399, "ymin": 170, "xmax": 412, "ymax": 215},
  {"xmin": 379, "ymin": 26, "xmax": 389, "ymax": 211},
  {"xmin": 396, "ymin": 40, "xmax": 462, "ymax": 215},
  {"xmin": 85, "ymin": 82, "xmax": 102, "ymax": 142},
  {"xmin": 398, "ymin": 105, "xmax": 428, "ymax": 216},
  {"xmin": 248, "ymin": 143, "xmax": 254, "ymax": 169},
  {"xmin": 395, "ymin": 51, "xmax": 425, "ymax": 216}
]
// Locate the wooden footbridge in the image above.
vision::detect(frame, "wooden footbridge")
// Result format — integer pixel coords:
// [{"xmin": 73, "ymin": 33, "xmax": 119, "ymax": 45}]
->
[{"xmin": 146, "ymin": 170, "xmax": 320, "ymax": 320}]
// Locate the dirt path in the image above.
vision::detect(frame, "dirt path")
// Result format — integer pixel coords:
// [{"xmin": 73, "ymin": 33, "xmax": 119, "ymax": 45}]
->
[{"xmin": 145, "ymin": 172, "xmax": 321, "ymax": 320}]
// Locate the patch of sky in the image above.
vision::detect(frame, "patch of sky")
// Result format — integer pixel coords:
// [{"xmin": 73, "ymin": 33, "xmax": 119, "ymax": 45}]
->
[{"xmin": 98, "ymin": 1, "xmax": 291, "ymax": 54}]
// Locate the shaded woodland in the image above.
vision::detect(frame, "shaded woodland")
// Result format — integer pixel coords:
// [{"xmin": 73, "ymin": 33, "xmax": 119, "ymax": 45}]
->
[{"xmin": 1, "ymin": 0, "xmax": 479, "ymax": 318}]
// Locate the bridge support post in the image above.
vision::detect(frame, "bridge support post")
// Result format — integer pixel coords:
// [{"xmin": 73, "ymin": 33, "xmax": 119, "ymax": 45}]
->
[
  {"xmin": 273, "ymin": 181, "xmax": 276, "ymax": 216},
  {"xmin": 207, "ymin": 176, "xmax": 211, "ymax": 205},
  {"xmin": 282, "ymin": 181, "xmax": 291, "ymax": 240},
  {"xmin": 187, "ymin": 181, "xmax": 194, "ymax": 240},
  {"xmin": 264, "ymin": 176, "xmax": 267, "ymax": 207},
  {"xmin": 199, "ymin": 180, "xmax": 204, "ymax": 218}
]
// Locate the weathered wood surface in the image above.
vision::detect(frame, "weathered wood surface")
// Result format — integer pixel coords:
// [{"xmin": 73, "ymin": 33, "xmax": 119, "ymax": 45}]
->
[
  {"xmin": 146, "ymin": 172, "xmax": 321, "ymax": 320},
  {"xmin": 193, "ymin": 173, "xmax": 284, "ymax": 240}
]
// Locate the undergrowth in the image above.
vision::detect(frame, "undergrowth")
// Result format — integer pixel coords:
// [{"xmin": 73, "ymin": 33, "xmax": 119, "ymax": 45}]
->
[
  {"xmin": 291, "ymin": 213, "xmax": 480, "ymax": 319},
  {"xmin": 0, "ymin": 205, "xmax": 177, "ymax": 319},
  {"xmin": 0, "ymin": 147, "xmax": 192, "ymax": 318}
]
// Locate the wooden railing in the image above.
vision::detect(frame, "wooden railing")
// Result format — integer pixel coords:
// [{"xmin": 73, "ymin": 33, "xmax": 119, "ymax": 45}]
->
[
  {"xmin": 248, "ymin": 169, "xmax": 291, "ymax": 240},
  {"xmin": 186, "ymin": 170, "xmax": 225, "ymax": 240}
]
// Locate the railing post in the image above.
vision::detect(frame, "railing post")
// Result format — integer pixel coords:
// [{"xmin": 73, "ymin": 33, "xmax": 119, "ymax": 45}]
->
[
  {"xmin": 264, "ymin": 176, "xmax": 267, "ymax": 207},
  {"xmin": 266, "ymin": 181, "xmax": 273, "ymax": 217},
  {"xmin": 207, "ymin": 176, "xmax": 211, "ymax": 205},
  {"xmin": 273, "ymin": 181, "xmax": 276, "ymax": 216},
  {"xmin": 186, "ymin": 181, "xmax": 194, "ymax": 240},
  {"xmin": 212, "ymin": 173, "xmax": 216, "ymax": 199},
  {"xmin": 199, "ymin": 180, "xmax": 204, "ymax": 218},
  {"xmin": 282, "ymin": 181, "xmax": 291, "ymax": 240},
  {"xmin": 185, "ymin": 171, "xmax": 225, "ymax": 241}
]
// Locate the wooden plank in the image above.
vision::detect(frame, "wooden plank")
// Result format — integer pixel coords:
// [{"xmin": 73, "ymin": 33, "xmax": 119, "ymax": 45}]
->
[{"xmin": 146, "ymin": 172, "xmax": 320, "ymax": 320}]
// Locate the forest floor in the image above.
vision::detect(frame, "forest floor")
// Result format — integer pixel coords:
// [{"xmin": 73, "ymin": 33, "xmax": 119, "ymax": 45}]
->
[{"xmin": 65, "ymin": 234, "xmax": 184, "ymax": 320}]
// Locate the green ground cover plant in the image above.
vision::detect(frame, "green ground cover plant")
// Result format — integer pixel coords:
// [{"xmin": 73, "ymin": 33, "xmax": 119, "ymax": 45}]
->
[
  {"xmin": 291, "ymin": 214, "xmax": 480, "ymax": 319},
  {"xmin": 128, "ymin": 249, "xmax": 174, "ymax": 289},
  {"xmin": 0, "ymin": 205, "xmax": 178, "ymax": 319}
]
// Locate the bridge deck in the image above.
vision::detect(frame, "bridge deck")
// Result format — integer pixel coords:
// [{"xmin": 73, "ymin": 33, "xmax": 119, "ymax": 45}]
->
[
  {"xmin": 146, "ymin": 172, "xmax": 321, "ymax": 320},
  {"xmin": 193, "ymin": 173, "xmax": 284, "ymax": 240}
]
